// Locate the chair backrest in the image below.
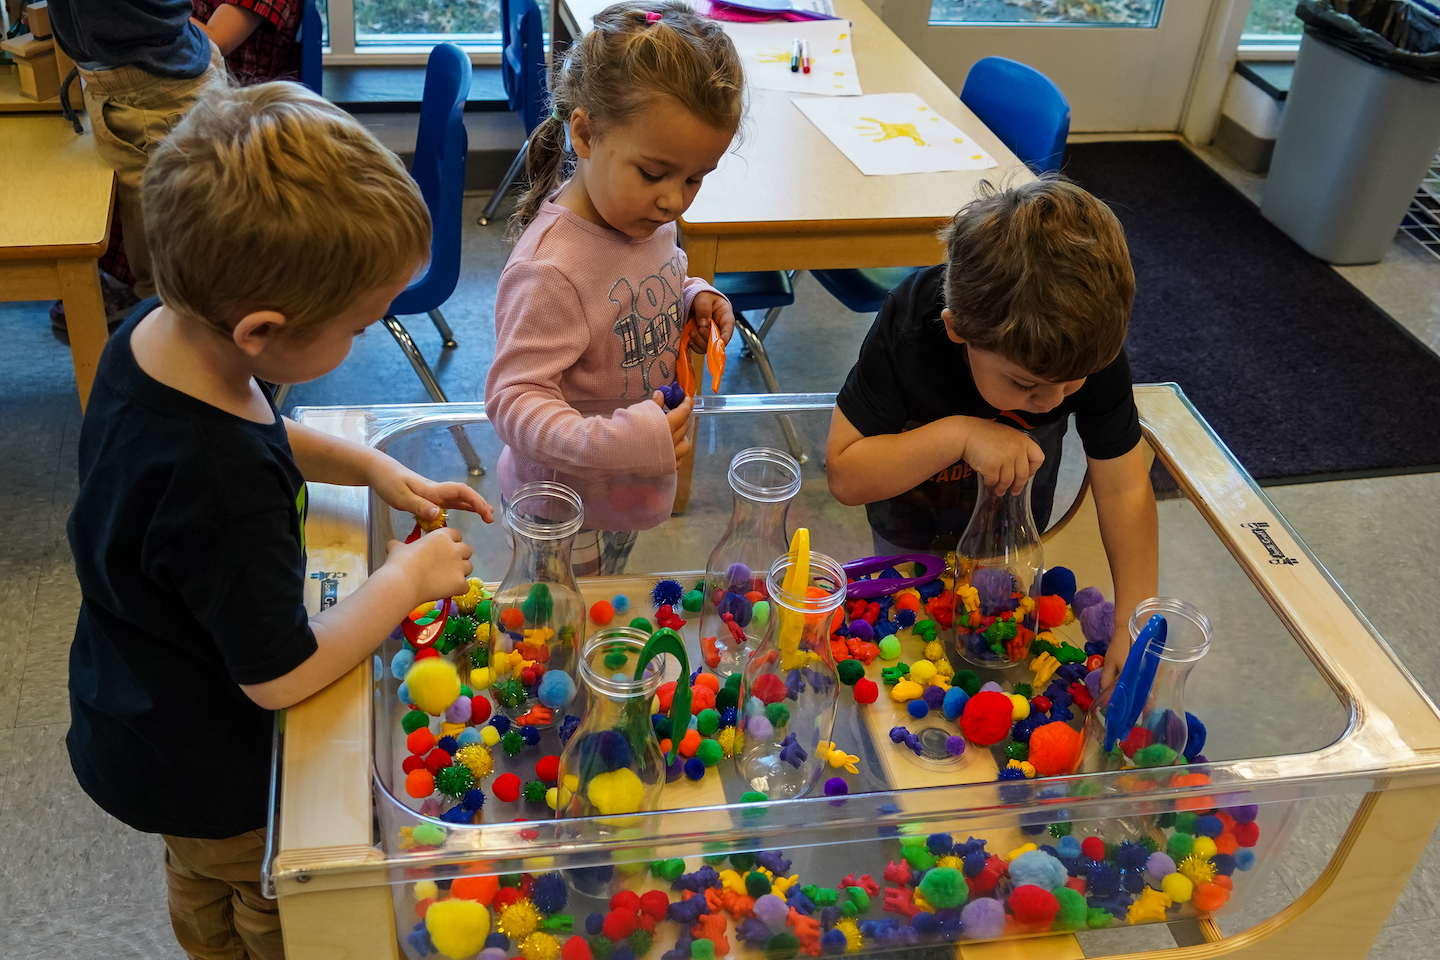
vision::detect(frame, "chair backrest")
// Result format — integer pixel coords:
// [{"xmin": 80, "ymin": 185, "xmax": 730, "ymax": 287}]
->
[
  {"xmin": 501, "ymin": 0, "xmax": 547, "ymax": 134},
  {"xmin": 300, "ymin": 0, "xmax": 322, "ymax": 96},
  {"xmin": 960, "ymin": 57, "xmax": 1070, "ymax": 175},
  {"xmin": 389, "ymin": 42, "xmax": 472, "ymax": 316}
]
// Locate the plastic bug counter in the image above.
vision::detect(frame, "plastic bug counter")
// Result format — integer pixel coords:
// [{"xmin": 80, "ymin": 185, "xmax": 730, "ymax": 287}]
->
[{"xmin": 268, "ymin": 388, "xmax": 1440, "ymax": 960}]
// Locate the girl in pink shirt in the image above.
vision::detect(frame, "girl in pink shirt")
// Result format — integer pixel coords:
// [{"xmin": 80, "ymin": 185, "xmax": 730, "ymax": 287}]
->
[{"xmin": 487, "ymin": 1, "xmax": 744, "ymax": 574}]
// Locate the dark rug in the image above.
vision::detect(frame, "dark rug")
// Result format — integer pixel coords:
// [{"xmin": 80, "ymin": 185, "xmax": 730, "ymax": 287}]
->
[{"xmin": 1061, "ymin": 140, "xmax": 1440, "ymax": 484}]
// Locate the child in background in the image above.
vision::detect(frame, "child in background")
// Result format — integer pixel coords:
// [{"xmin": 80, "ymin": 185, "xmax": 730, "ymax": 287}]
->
[
  {"xmin": 826, "ymin": 178, "xmax": 1158, "ymax": 686},
  {"xmin": 192, "ymin": 0, "xmax": 303, "ymax": 85},
  {"xmin": 67, "ymin": 82, "xmax": 492, "ymax": 960},
  {"xmin": 486, "ymin": 0, "xmax": 742, "ymax": 576}
]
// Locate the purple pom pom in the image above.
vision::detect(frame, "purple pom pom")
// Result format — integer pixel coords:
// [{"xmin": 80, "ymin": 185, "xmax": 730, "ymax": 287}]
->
[
  {"xmin": 824, "ymin": 777, "xmax": 848, "ymax": 796},
  {"xmin": 1226, "ymin": 804, "xmax": 1259, "ymax": 823},
  {"xmin": 1080, "ymin": 601, "xmax": 1115, "ymax": 646},
  {"xmin": 944, "ymin": 736, "xmax": 965, "ymax": 757},
  {"xmin": 666, "ymin": 755, "xmax": 684, "ymax": 782},
  {"xmin": 848, "ymin": 619, "xmax": 874, "ymax": 642},
  {"xmin": 960, "ymin": 898, "xmax": 1005, "ymax": 940},
  {"xmin": 922, "ymin": 685, "xmax": 946, "ymax": 708},
  {"xmin": 726, "ymin": 562, "xmax": 753, "ymax": 591},
  {"xmin": 970, "ymin": 567, "xmax": 1014, "ymax": 614},
  {"xmin": 1072, "ymin": 586, "xmax": 1105, "ymax": 615},
  {"xmin": 1085, "ymin": 669, "xmax": 1103, "ymax": 697},
  {"xmin": 719, "ymin": 591, "xmax": 753, "ymax": 628}
]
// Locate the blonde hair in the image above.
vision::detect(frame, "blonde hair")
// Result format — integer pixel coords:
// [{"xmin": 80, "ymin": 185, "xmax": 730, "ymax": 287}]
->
[
  {"xmin": 510, "ymin": 0, "xmax": 744, "ymax": 236},
  {"xmin": 941, "ymin": 176, "xmax": 1135, "ymax": 382},
  {"xmin": 143, "ymin": 81, "xmax": 431, "ymax": 339}
]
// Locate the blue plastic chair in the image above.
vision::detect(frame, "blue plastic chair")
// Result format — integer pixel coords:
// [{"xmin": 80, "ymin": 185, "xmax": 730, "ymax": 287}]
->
[
  {"xmin": 810, "ymin": 56, "xmax": 1072, "ymax": 314},
  {"xmin": 478, "ymin": 0, "xmax": 547, "ymax": 225},
  {"xmin": 299, "ymin": 0, "xmax": 322, "ymax": 95}
]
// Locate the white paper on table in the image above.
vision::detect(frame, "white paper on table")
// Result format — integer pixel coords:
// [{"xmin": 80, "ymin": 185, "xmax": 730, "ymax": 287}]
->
[
  {"xmin": 791, "ymin": 92, "xmax": 999, "ymax": 176},
  {"xmin": 722, "ymin": 20, "xmax": 862, "ymax": 97},
  {"xmin": 791, "ymin": 0, "xmax": 835, "ymax": 14}
]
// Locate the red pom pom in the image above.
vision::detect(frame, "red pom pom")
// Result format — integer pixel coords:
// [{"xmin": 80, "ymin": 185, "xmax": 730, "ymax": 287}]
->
[
  {"xmin": 690, "ymin": 685, "xmax": 715, "ymax": 713},
  {"xmin": 853, "ymin": 678, "xmax": 879, "ymax": 704},
  {"xmin": 657, "ymin": 681, "xmax": 677, "ymax": 712},
  {"xmin": 414, "ymin": 897, "xmax": 433, "ymax": 918},
  {"xmin": 751, "ymin": 673, "xmax": 788, "ymax": 704},
  {"xmin": 610, "ymin": 890, "xmax": 642, "ymax": 912},
  {"xmin": 1028, "ymin": 721, "xmax": 1083, "ymax": 776},
  {"xmin": 493, "ymin": 887, "xmax": 523, "ymax": 911},
  {"xmin": 602, "ymin": 909, "xmax": 636, "ymax": 941},
  {"xmin": 1120, "ymin": 725, "xmax": 1153, "ymax": 757},
  {"xmin": 1081, "ymin": 836, "xmax": 1106, "ymax": 861},
  {"xmin": 959, "ymin": 690, "xmax": 1015, "ymax": 746},
  {"xmin": 470, "ymin": 696, "xmax": 492, "ymax": 724},
  {"xmin": 590, "ymin": 601, "xmax": 615, "ymax": 625},
  {"xmin": 536, "ymin": 754, "xmax": 561, "ymax": 782},
  {"xmin": 635, "ymin": 912, "xmax": 657, "ymax": 934},
  {"xmin": 562, "ymin": 936, "xmax": 594, "ymax": 960},
  {"xmin": 407, "ymin": 728, "xmax": 436, "ymax": 755},
  {"xmin": 423, "ymin": 748, "xmax": 452, "ymax": 773},
  {"xmin": 493, "ymin": 773, "xmax": 522, "ymax": 802},
  {"xmin": 500, "ymin": 608, "xmax": 525, "ymax": 629},
  {"xmin": 639, "ymin": 890, "xmax": 670, "ymax": 921},
  {"xmin": 1035, "ymin": 595, "xmax": 1068, "ymax": 630},
  {"xmin": 402, "ymin": 754, "xmax": 426, "ymax": 774},
  {"xmin": 1233, "ymin": 821, "xmax": 1260, "ymax": 847},
  {"xmin": 414, "ymin": 647, "xmax": 441, "ymax": 661},
  {"xmin": 1008, "ymin": 885, "xmax": 1059, "ymax": 926}
]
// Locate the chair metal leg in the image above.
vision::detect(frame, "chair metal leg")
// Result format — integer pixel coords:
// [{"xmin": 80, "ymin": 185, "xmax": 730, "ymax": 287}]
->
[
  {"xmin": 381, "ymin": 315, "xmax": 485, "ymax": 476},
  {"xmin": 449, "ymin": 424, "xmax": 485, "ymax": 477},
  {"xmin": 740, "ymin": 304, "xmax": 788, "ymax": 360},
  {"xmin": 734, "ymin": 315, "xmax": 808, "ymax": 464},
  {"xmin": 273, "ymin": 382, "xmax": 292, "ymax": 409},
  {"xmin": 478, "ymin": 140, "xmax": 529, "ymax": 226},
  {"xmin": 428, "ymin": 308, "xmax": 457, "ymax": 349}
]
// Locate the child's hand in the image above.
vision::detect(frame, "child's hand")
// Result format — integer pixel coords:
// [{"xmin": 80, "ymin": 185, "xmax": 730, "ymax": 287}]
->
[
  {"xmin": 370, "ymin": 456, "xmax": 495, "ymax": 524},
  {"xmin": 688, "ymin": 292, "xmax": 735, "ymax": 352},
  {"xmin": 654, "ymin": 391, "xmax": 693, "ymax": 467},
  {"xmin": 960, "ymin": 419, "xmax": 1045, "ymax": 495},
  {"xmin": 384, "ymin": 528, "xmax": 474, "ymax": 602},
  {"xmin": 1102, "ymin": 629, "xmax": 1130, "ymax": 689}
]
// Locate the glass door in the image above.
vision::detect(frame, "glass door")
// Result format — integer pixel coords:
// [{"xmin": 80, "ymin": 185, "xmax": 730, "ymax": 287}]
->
[{"xmin": 877, "ymin": 0, "xmax": 1242, "ymax": 133}]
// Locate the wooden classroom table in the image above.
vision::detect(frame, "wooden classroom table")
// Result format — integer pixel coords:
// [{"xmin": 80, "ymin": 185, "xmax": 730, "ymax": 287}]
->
[
  {"xmin": 272, "ymin": 388, "xmax": 1440, "ymax": 960},
  {"xmin": 1, "ymin": 114, "xmax": 115, "ymax": 411},
  {"xmin": 550, "ymin": 0, "xmax": 1031, "ymax": 283}
]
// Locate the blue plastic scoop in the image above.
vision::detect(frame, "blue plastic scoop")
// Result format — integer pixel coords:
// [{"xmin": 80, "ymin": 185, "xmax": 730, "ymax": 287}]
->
[{"xmin": 1102, "ymin": 614, "xmax": 1168, "ymax": 753}]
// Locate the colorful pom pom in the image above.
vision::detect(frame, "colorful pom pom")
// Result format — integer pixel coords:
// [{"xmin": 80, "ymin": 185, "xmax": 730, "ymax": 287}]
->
[
  {"xmin": 959, "ymin": 691, "xmax": 1014, "ymax": 746},
  {"xmin": 493, "ymin": 773, "xmax": 521, "ymax": 802},
  {"xmin": 590, "ymin": 601, "xmax": 615, "ymax": 625},
  {"xmin": 426, "ymin": 896, "xmax": 491, "ymax": 959}
]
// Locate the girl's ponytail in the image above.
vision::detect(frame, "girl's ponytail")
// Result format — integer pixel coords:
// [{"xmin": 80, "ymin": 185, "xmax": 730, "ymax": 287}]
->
[{"xmin": 510, "ymin": 108, "xmax": 570, "ymax": 236}]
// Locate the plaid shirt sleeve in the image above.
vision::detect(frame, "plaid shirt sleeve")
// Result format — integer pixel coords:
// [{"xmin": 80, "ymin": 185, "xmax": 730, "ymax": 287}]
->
[{"xmin": 192, "ymin": 0, "xmax": 304, "ymax": 85}]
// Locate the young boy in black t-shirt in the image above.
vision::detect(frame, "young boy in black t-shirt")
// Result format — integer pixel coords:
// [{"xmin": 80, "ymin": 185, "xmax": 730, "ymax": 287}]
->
[
  {"xmin": 66, "ymin": 82, "xmax": 493, "ymax": 960},
  {"xmin": 827, "ymin": 177, "xmax": 1158, "ymax": 686}
]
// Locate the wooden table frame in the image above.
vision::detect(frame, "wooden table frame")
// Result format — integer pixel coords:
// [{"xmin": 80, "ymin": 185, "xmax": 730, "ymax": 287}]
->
[{"xmin": 273, "ymin": 386, "xmax": 1440, "ymax": 960}]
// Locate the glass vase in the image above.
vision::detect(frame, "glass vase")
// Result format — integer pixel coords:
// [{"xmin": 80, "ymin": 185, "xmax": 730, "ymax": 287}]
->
[
  {"xmin": 954, "ymin": 475, "xmax": 1044, "ymax": 669},
  {"xmin": 1078, "ymin": 597, "xmax": 1212, "ymax": 774},
  {"xmin": 736, "ymin": 548, "xmax": 846, "ymax": 799},
  {"xmin": 487, "ymin": 481, "xmax": 586, "ymax": 725},
  {"xmin": 697, "ymin": 447, "xmax": 803, "ymax": 679}
]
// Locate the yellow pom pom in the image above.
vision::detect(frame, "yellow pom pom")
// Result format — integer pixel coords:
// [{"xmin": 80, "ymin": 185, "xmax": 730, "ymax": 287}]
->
[
  {"xmin": 469, "ymin": 667, "xmax": 494, "ymax": 690},
  {"xmin": 414, "ymin": 880, "xmax": 439, "ymax": 901},
  {"xmin": 481, "ymin": 725, "xmax": 501, "ymax": 747},
  {"xmin": 935, "ymin": 659, "xmax": 954, "ymax": 679},
  {"xmin": 405, "ymin": 658, "xmax": 462, "ymax": 716},
  {"xmin": 834, "ymin": 917, "xmax": 864, "ymax": 953},
  {"xmin": 910, "ymin": 660, "xmax": 937, "ymax": 684},
  {"xmin": 452, "ymin": 577, "xmax": 485, "ymax": 615},
  {"xmin": 717, "ymin": 726, "xmax": 737, "ymax": 758},
  {"xmin": 1191, "ymin": 836, "xmax": 1218, "ymax": 860},
  {"xmin": 923, "ymin": 640, "xmax": 946, "ymax": 662},
  {"xmin": 588, "ymin": 767, "xmax": 646, "ymax": 815},
  {"xmin": 476, "ymin": 622, "xmax": 492, "ymax": 643},
  {"xmin": 497, "ymin": 898, "xmax": 541, "ymax": 939},
  {"xmin": 426, "ymin": 897, "xmax": 491, "ymax": 959},
  {"xmin": 519, "ymin": 932, "xmax": 560, "ymax": 960},
  {"xmin": 1009, "ymin": 694, "xmax": 1030, "ymax": 721},
  {"xmin": 1178, "ymin": 854, "xmax": 1217, "ymax": 885},
  {"xmin": 1162, "ymin": 872, "xmax": 1194, "ymax": 903},
  {"xmin": 455, "ymin": 744, "xmax": 494, "ymax": 780}
]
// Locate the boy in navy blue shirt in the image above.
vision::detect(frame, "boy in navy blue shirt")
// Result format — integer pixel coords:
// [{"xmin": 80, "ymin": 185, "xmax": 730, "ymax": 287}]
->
[{"xmin": 66, "ymin": 81, "xmax": 492, "ymax": 960}]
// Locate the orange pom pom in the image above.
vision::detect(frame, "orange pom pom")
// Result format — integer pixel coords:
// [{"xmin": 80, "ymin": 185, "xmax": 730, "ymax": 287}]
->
[
  {"xmin": 405, "ymin": 769, "xmax": 435, "ymax": 798},
  {"xmin": 589, "ymin": 601, "xmax": 615, "ymax": 624},
  {"xmin": 452, "ymin": 875, "xmax": 499, "ymax": 904},
  {"xmin": 1192, "ymin": 882, "xmax": 1229, "ymax": 913},
  {"xmin": 1028, "ymin": 721, "xmax": 1083, "ymax": 776},
  {"xmin": 1214, "ymin": 833, "xmax": 1239, "ymax": 856},
  {"xmin": 1035, "ymin": 595, "xmax": 1068, "ymax": 630},
  {"xmin": 678, "ymin": 729, "xmax": 703, "ymax": 757},
  {"xmin": 407, "ymin": 727, "xmax": 436, "ymax": 755},
  {"xmin": 690, "ymin": 685, "xmax": 716, "ymax": 712},
  {"xmin": 500, "ymin": 608, "xmax": 524, "ymax": 629},
  {"xmin": 693, "ymin": 673, "xmax": 721, "ymax": 693}
]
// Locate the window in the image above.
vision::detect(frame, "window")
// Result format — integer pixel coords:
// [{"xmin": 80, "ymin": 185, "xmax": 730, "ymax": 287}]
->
[
  {"xmin": 319, "ymin": 0, "xmax": 549, "ymax": 60},
  {"xmin": 1241, "ymin": 0, "xmax": 1301, "ymax": 47},
  {"xmin": 929, "ymin": 0, "xmax": 1163, "ymax": 28}
]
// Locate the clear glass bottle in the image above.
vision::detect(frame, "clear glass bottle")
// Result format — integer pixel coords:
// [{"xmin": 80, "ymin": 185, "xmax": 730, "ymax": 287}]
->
[
  {"xmin": 1078, "ymin": 597, "xmax": 1212, "ymax": 774},
  {"xmin": 697, "ymin": 448, "xmax": 804, "ymax": 680},
  {"xmin": 487, "ymin": 481, "xmax": 586, "ymax": 724},
  {"xmin": 736, "ymin": 548, "xmax": 846, "ymax": 799},
  {"xmin": 954, "ymin": 475, "xmax": 1045, "ymax": 669}
]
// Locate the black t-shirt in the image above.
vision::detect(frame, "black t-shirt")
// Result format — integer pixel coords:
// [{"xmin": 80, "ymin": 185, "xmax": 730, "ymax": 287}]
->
[
  {"xmin": 836, "ymin": 265, "xmax": 1142, "ymax": 553},
  {"xmin": 66, "ymin": 303, "xmax": 317, "ymax": 839}
]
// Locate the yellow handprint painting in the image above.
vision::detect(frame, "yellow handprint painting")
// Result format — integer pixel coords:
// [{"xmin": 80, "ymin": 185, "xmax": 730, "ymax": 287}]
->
[
  {"xmin": 720, "ymin": 21, "xmax": 862, "ymax": 96},
  {"xmin": 857, "ymin": 118, "xmax": 928, "ymax": 147},
  {"xmin": 792, "ymin": 92, "xmax": 999, "ymax": 176}
]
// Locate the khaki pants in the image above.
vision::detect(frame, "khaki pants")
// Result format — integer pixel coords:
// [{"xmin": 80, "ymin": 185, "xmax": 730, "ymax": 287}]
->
[
  {"xmin": 79, "ymin": 45, "xmax": 224, "ymax": 297},
  {"xmin": 163, "ymin": 829, "xmax": 285, "ymax": 960}
]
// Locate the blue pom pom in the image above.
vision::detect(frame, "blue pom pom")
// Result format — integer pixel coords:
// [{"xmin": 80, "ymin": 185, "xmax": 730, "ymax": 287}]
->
[
  {"xmin": 1020, "ymin": 823, "xmax": 1046, "ymax": 836},
  {"xmin": 439, "ymin": 804, "xmax": 473, "ymax": 824},
  {"xmin": 612, "ymin": 946, "xmax": 636, "ymax": 960},
  {"xmin": 391, "ymin": 648, "xmax": 415, "ymax": 680},
  {"xmin": 580, "ymin": 729, "xmax": 633, "ymax": 774},
  {"xmin": 612, "ymin": 594, "xmax": 631, "ymax": 614},
  {"xmin": 1087, "ymin": 862, "xmax": 1120, "ymax": 898},
  {"xmin": 1184, "ymin": 711, "xmax": 1208, "ymax": 760},
  {"xmin": 585, "ymin": 912, "xmax": 604, "ymax": 935},
  {"xmin": 911, "ymin": 912, "xmax": 939, "ymax": 935},
  {"xmin": 1057, "ymin": 835, "xmax": 1081, "ymax": 859},
  {"xmin": 537, "ymin": 670, "xmax": 577, "ymax": 709},
  {"xmin": 652, "ymin": 579, "xmax": 685, "ymax": 608},
  {"xmin": 486, "ymin": 932, "xmax": 511, "ymax": 951},
  {"xmin": 490, "ymin": 715, "xmax": 512, "ymax": 735},
  {"xmin": 1235, "ymin": 849, "xmax": 1256, "ymax": 871},
  {"xmin": 1040, "ymin": 567, "xmax": 1077, "ymax": 605},
  {"xmin": 520, "ymin": 725, "xmax": 540, "ymax": 745},
  {"xmin": 895, "ymin": 609, "xmax": 917, "ymax": 628},
  {"xmin": 907, "ymin": 699, "xmax": 930, "ymax": 719},
  {"xmin": 1193, "ymin": 814, "xmax": 1223, "ymax": 838},
  {"xmin": 437, "ymin": 735, "xmax": 459, "ymax": 755},
  {"xmin": 962, "ymin": 850, "xmax": 987, "ymax": 877},
  {"xmin": 457, "ymin": 727, "xmax": 482, "ymax": 747},
  {"xmin": 558, "ymin": 714, "xmax": 580, "ymax": 747},
  {"xmin": 397, "ymin": 682, "xmax": 411, "ymax": 706},
  {"xmin": 684, "ymin": 758, "xmax": 706, "ymax": 780},
  {"xmin": 720, "ymin": 706, "xmax": 738, "ymax": 726},
  {"xmin": 461, "ymin": 788, "xmax": 486, "ymax": 811},
  {"xmin": 1211, "ymin": 853, "xmax": 1236, "ymax": 876},
  {"xmin": 1122, "ymin": 868, "xmax": 1146, "ymax": 894},
  {"xmin": 942, "ymin": 687, "xmax": 969, "ymax": 720},
  {"xmin": 927, "ymin": 833, "xmax": 953, "ymax": 855},
  {"xmin": 531, "ymin": 872, "xmax": 568, "ymax": 914},
  {"xmin": 718, "ymin": 591, "xmax": 753, "ymax": 628},
  {"xmin": 1115, "ymin": 841, "xmax": 1149, "ymax": 871}
]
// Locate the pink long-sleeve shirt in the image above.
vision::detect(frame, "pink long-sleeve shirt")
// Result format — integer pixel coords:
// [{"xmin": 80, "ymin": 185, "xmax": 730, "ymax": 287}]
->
[{"xmin": 486, "ymin": 194, "xmax": 718, "ymax": 532}]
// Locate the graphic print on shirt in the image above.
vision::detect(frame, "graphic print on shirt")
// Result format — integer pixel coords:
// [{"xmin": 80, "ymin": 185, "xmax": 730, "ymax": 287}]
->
[{"xmin": 609, "ymin": 254, "xmax": 685, "ymax": 397}]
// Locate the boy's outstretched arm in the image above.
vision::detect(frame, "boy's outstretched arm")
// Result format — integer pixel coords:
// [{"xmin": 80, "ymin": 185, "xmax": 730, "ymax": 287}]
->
[
  {"xmin": 242, "ymin": 529, "xmax": 473, "ymax": 710},
  {"xmin": 826, "ymin": 407, "xmax": 1044, "ymax": 505},
  {"xmin": 1089, "ymin": 444, "xmax": 1159, "ymax": 689}
]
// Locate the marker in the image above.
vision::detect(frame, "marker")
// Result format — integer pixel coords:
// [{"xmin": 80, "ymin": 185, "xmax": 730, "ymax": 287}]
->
[
  {"xmin": 790, "ymin": 39, "xmax": 801, "ymax": 73},
  {"xmin": 802, "ymin": 39, "xmax": 811, "ymax": 73}
]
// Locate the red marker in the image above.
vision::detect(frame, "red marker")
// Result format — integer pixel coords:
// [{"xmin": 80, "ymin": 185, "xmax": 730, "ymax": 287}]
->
[{"xmin": 802, "ymin": 40, "xmax": 811, "ymax": 74}]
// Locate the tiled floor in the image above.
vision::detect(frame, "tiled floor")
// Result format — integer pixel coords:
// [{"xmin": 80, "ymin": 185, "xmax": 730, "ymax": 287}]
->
[{"xmin": 2, "ymin": 144, "xmax": 1438, "ymax": 959}]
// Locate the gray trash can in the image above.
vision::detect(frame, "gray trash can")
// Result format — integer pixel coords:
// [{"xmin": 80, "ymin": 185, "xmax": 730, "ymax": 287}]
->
[{"xmin": 1261, "ymin": 1, "xmax": 1440, "ymax": 265}]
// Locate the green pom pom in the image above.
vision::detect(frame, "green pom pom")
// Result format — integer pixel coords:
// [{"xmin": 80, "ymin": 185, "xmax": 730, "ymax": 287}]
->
[
  {"xmin": 955, "ymin": 670, "xmax": 982, "ymax": 697},
  {"xmin": 470, "ymin": 646, "xmax": 490, "ymax": 669},
  {"xmin": 1086, "ymin": 907, "xmax": 1114, "ymax": 929},
  {"xmin": 559, "ymin": 625, "xmax": 576, "ymax": 644},
  {"xmin": 501, "ymin": 730, "xmax": 525, "ymax": 756},
  {"xmin": 877, "ymin": 636, "xmax": 902, "ymax": 660},
  {"xmin": 752, "ymin": 601, "xmax": 770, "ymax": 626},
  {"xmin": 523, "ymin": 779, "xmax": 546, "ymax": 803},
  {"xmin": 588, "ymin": 935, "xmax": 613, "ymax": 960},
  {"xmin": 917, "ymin": 867, "xmax": 966, "ymax": 908},
  {"xmin": 402, "ymin": 710, "xmax": 431, "ymax": 734},
  {"xmin": 436, "ymin": 764, "xmax": 475, "ymax": 799},
  {"xmin": 745, "ymin": 870, "xmax": 772, "ymax": 897},
  {"xmin": 1174, "ymin": 811, "xmax": 1198, "ymax": 834},
  {"xmin": 1136, "ymin": 834, "xmax": 1159, "ymax": 853},
  {"xmin": 729, "ymin": 852, "xmax": 757, "ymax": 872},
  {"xmin": 627, "ymin": 930, "xmax": 653, "ymax": 957},
  {"xmin": 1133, "ymin": 743, "xmax": 1179, "ymax": 767},
  {"xmin": 495, "ymin": 677, "xmax": 526, "ymax": 708},
  {"xmin": 1012, "ymin": 682, "xmax": 1033, "ymax": 699},
  {"xmin": 682, "ymin": 590, "xmax": 704, "ymax": 612},
  {"xmin": 703, "ymin": 852, "xmax": 728, "ymax": 866},
  {"xmin": 521, "ymin": 583, "xmax": 553, "ymax": 623},
  {"xmin": 1157, "ymin": 812, "xmax": 1177, "ymax": 828},
  {"xmin": 628, "ymin": 617, "xmax": 653, "ymax": 633},
  {"xmin": 1053, "ymin": 887, "xmax": 1088, "ymax": 931},
  {"xmin": 764, "ymin": 702, "xmax": 790, "ymax": 728},
  {"xmin": 1049, "ymin": 821, "xmax": 1073, "ymax": 838},
  {"xmin": 499, "ymin": 873, "xmax": 523, "ymax": 888},
  {"xmin": 696, "ymin": 739, "xmax": 723, "ymax": 767},
  {"xmin": 653, "ymin": 714, "xmax": 672, "ymax": 739},
  {"xmin": 697, "ymin": 708, "xmax": 720, "ymax": 736},
  {"xmin": 740, "ymin": 790, "xmax": 767, "ymax": 803},
  {"xmin": 714, "ymin": 688, "xmax": 739, "ymax": 712},
  {"xmin": 1005, "ymin": 742, "xmax": 1030, "ymax": 762},
  {"xmin": 447, "ymin": 614, "xmax": 479, "ymax": 644},
  {"xmin": 836, "ymin": 660, "xmax": 865, "ymax": 686},
  {"xmin": 604, "ymin": 649, "xmax": 628, "ymax": 670},
  {"xmin": 690, "ymin": 939, "xmax": 715, "ymax": 960},
  {"xmin": 762, "ymin": 932, "xmax": 800, "ymax": 960},
  {"xmin": 1166, "ymin": 832, "xmax": 1194, "ymax": 860},
  {"xmin": 476, "ymin": 599, "xmax": 492, "ymax": 623},
  {"xmin": 725, "ymin": 673, "xmax": 743, "ymax": 692}
]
